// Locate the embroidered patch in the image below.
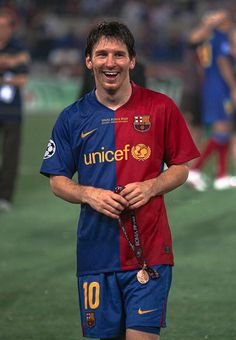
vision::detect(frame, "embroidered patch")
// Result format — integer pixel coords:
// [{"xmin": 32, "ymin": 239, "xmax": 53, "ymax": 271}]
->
[
  {"xmin": 86, "ymin": 312, "xmax": 95, "ymax": 328},
  {"xmin": 43, "ymin": 139, "xmax": 56, "ymax": 159},
  {"xmin": 133, "ymin": 115, "xmax": 151, "ymax": 132}
]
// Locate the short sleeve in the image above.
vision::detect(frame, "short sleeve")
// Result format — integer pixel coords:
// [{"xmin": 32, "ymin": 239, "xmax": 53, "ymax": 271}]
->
[
  {"xmin": 164, "ymin": 99, "xmax": 200, "ymax": 166},
  {"xmin": 40, "ymin": 110, "xmax": 76, "ymax": 178}
]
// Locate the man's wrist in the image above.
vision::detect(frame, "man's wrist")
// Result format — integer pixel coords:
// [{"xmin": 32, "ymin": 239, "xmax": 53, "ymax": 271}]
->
[
  {"xmin": 146, "ymin": 177, "xmax": 160, "ymax": 198},
  {"xmin": 79, "ymin": 185, "xmax": 93, "ymax": 204}
]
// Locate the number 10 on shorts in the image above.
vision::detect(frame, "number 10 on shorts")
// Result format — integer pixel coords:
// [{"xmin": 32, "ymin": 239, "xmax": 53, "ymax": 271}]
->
[{"xmin": 83, "ymin": 282, "xmax": 100, "ymax": 310}]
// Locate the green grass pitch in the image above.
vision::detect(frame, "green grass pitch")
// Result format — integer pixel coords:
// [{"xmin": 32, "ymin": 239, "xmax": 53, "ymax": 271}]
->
[{"xmin": 0, "ymin": 114, "xmax": 236, "ymax": 339}]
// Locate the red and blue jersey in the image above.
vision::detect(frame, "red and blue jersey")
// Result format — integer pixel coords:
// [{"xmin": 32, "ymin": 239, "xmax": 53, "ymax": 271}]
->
[{"xmin": 40, "ymin": 83, "xmax": 199, "ymax": 275}]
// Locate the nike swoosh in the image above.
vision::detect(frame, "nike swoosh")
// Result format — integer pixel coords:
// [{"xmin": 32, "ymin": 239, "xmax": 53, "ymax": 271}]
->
[
  {"xmin": 138, "ymin": 308, "xmax": 158, "ymax": 315},
  {"xmin": 81, "ymin": 128, "xmax": 97, "ymax": 138}
]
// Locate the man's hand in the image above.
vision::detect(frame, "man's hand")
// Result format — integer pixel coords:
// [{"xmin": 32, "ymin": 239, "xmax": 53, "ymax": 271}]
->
[
  {"xmin": 83, "ymin": 187, "xmax": 129, "ymax": 219},
  {"xmin": 118, "ymin": 164, "xmax": 189, "ymax": 210},
  {"xmin": 50, "ymin": 176, "xmax": 129, "ymax": 219},
  {"xmin": 202, "ymin": 10, "xmax": 228, "ymax": 28},
  {"xmin": 120, "ymin": 179, "xmax": 156, "ymax": 210}
]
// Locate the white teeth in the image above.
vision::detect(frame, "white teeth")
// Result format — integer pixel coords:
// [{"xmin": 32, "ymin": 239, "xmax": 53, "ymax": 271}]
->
[{"xmin": 104, "ymin": 72, "xmax": 118, "ymax": 76}]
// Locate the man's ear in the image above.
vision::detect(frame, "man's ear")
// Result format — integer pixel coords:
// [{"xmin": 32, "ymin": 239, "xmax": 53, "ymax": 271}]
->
[
  {"xmin": 129, "ymin": 57, "xmax": 136, "ymax": 70},
  {"xmin": 85, "ymin": 56, "xmax": 93, "ymax": 70}
]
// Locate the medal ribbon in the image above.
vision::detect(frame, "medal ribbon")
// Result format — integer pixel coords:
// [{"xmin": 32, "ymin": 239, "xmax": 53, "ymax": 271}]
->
[
  {"xmin": 120, "ymin": 209, "xmax": 145, "ymax": 267},
  {"xmin": 115, "ymin": 185, "xmax": 160, "ymax": 279}
]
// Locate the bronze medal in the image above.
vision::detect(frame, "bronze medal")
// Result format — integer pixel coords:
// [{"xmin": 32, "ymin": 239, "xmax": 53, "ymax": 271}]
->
[{"xmin": 137, "ymin": 269, "xmax": 149, "ymax": 284}]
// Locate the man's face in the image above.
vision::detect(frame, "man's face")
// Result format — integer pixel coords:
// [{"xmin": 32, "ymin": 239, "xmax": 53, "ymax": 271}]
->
[
  {"xmin": 0, "ymin": 16, "xmax": 13, "ymax": 42},
  {"xmin": 86, "ymin": 36, "xmax": 135, "ymax": 93}
]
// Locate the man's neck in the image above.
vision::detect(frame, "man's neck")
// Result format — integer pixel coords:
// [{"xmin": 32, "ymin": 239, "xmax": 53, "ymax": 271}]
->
[{"xmin": 95, "ymin": 82, "xmax": 132, "ymax": 110}]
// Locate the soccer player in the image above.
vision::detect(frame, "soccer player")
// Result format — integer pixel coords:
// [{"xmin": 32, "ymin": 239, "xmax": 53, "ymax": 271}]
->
[
  {"xmin": 0, "ymin": 9, "xmax": 30, "ymax": 211},
  {"xmin": 187, "ymin": 9, "xmax": 236, "ymax": 190},
  {"xmin": 40, "ymin": 21, "xmax": 199, "ymax": 340}
]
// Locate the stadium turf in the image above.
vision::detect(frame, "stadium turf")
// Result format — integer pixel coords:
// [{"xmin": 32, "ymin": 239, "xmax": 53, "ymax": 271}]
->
[{"xmin": 0, "ymin": 114, "xmax": 236, "ymax": 340}]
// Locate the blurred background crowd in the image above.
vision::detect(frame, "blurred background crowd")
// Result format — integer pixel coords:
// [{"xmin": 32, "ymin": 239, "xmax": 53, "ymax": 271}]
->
[{"xmin": 1, "ymin": 0, "xmax": 236, "ymax": 78}]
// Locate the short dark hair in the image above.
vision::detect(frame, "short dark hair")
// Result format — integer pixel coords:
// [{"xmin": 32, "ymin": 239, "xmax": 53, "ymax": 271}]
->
[{"xmin": 85, "ymin": 21, "xmax": 136, "ymax": 58}]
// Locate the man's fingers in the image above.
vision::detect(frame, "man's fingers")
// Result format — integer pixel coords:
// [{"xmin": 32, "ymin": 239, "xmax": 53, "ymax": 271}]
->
[
  {"xmin": 96, "ymin": 191, "xmax": 129, "ymax": 218},
  {"xmin": 121, "ymin": 187, "xmax": 141, "ymax": 202},
  {"xmin": 101, "ymin": 208, "xmax": 120, "ymax": 219},
  {"xmin": 112, "ymin": 193, "xmax": 129, "ymax": 209},
  {"xmin": 127, "ymin": 195, "xmax": 141, "ymax": 206}
]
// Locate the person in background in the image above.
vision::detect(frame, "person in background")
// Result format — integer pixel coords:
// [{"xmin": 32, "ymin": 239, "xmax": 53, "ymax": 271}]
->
[
  {"xmin": 0, "ymin": 9, "xmax": 30, "ymax": 211},
  {"xmin": 40, "ymin": 21, "xmax": 199, "ymax": 340},
  {"xmin": 187, "ymin": 9, "xmax": 236, "ymax": 191}
]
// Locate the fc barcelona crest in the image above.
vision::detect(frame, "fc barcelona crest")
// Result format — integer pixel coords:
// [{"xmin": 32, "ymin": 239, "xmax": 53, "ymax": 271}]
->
[
  {"xmin": 86, "ymin": 312, "xmax": 95, "ymax": 328},
  {"xmin": 133, "ymin": 115, "xmax": 151, "ymax": 132}
]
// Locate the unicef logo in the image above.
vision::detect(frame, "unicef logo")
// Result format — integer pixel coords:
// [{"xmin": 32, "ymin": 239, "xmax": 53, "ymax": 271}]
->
[
  {"xmin": 131, "ymin": 144, "xmax": 151, "ymax": 161},
  {"xmin": 44, "ymin": 139, "xmax": 56, "ymax": 159}
]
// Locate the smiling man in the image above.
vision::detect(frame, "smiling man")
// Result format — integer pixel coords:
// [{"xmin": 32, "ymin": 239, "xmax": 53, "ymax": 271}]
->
[
  {"xmin": 40, "ymin": 21, "xmax": 200, "ymax": 340},
  {"xmin": 86, "ymin": 34, "xmax": 135, "ymax": 105}
]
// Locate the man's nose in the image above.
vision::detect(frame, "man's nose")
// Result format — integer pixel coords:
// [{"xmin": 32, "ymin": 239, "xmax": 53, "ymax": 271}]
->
[{"xmin": 106, "ymin": 54, "xmax": 116, "ymax": 67}]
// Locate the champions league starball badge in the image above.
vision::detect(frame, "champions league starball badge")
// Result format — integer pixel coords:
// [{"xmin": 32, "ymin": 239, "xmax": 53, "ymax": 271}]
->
[{"xmin": 43, "ymin": 139, "xmax": 56, "ymax": 159}]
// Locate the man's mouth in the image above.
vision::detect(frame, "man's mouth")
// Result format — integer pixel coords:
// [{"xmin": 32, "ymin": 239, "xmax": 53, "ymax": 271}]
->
[{"xmin": 103, "ymin": 71, "xmax": 119, "ymax": 79}]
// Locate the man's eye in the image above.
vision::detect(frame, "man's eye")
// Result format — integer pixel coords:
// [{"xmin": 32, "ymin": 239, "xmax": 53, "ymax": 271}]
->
[
  {"xmin": 115, "ymin": 53, "xmax": 125, "ymax": 57},
  {"xmin": 97, "ymin": 52, "xmax": 106, "ymax": 57}
]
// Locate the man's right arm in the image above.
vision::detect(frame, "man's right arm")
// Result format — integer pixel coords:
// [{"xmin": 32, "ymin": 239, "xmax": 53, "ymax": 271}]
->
[
  {"xmin": 0, "ymin": 52, "xmax": 30, "ymax": 68},
  {"xmin": 50, "ymin": 175, "xmax": 129, "ymax": 219},
  {"xmin": 188, "ymin": 10, "xmax": 226, "ymax": 44},
  {"xmin": 0, "ymin": 51, "xmax": 30, "ymax": 87}
]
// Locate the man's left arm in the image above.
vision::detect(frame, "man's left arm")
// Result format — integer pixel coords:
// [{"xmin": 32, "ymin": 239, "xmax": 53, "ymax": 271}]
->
[{"xmin": 120, "ymin": 163, "xmax": 189, "ymax": 210}]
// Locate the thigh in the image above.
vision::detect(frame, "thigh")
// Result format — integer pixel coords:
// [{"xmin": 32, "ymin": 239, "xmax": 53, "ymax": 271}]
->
[
  {"xmin": 119, "ymin": 265, "xmax": 172, "ymax": 332},
  {"xmin": 126, "ymin": 329, "xmax": 160, "ymax": 340},
  {"xmin": 77, "ymin": 272, "xmax": 125, "ymax": 339}
]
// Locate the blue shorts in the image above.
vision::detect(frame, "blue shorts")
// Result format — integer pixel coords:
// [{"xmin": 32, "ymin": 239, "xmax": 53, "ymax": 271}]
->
[
  {"xmin": 202, "ymin": 93, "xmax": 233, "ymax": 124},
  {"xmin": 77, "ymin": 265, "xmax": 172, "ymax": 339}
]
